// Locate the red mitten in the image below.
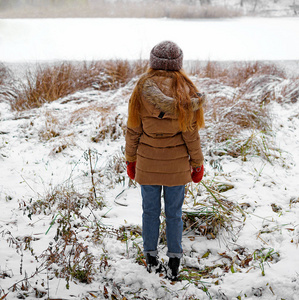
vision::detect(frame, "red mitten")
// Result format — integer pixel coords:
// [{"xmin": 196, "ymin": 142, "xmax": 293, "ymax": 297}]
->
[
  {"xmin": 191, "ymin": 165, "xmax": 204, "ymax": 183},
  {"xmin": 126, "ymin": 161, "xmax": 136, "ymax": 180}
]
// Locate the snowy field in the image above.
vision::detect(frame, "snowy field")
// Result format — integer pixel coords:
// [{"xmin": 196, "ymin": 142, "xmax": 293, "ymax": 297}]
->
[
  {"xmin": 1, "ymin": 17, "xmax": 299, "ymax": 300},
  {"xmin": 1, "ymin": 18, "xmax": 299, "ymax": 62}
]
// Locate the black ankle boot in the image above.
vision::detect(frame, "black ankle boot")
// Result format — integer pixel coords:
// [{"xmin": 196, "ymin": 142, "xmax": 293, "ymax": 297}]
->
[
  {"xmin": 145, "ymin": 254, "xmax": 163, "ymax": 273},
  {"xmin": 167, "ymin": 257, "xmax": 180, "ymax": 280}
]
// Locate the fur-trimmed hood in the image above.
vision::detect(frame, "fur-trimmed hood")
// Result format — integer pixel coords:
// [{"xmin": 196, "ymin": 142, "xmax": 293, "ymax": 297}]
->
[{"xmin": 142, "ymin": 78, "xmax": 205, "ymax": 116}]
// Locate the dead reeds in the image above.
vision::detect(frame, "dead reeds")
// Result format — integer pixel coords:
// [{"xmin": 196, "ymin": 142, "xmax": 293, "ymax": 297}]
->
[
  {"xmin": 10, "ymin": 60, "xmax": 148, "ymax": 111},
  {"xmin": 191, "ymin": 61, "xmax": 294, "ymax": 160},
  {"xmin": 0, "ymin": 63, "xmax": 10, "ymax": 86},
  {"xmin": 6, "ymin": 60, "xmax": 299, "ymax": 163},
  {"xmin": 183, "ymin": 180, "xmax": 244, "ymax": 240},
  {"xmin": 189, "ymin": 61, "xmax": 286, "ymax": 87}
]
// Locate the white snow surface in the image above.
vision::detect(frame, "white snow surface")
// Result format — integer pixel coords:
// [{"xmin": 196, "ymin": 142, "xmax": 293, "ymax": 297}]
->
[
  {"xmin": 0, "ymin": 17, "xmax": 299, "ymax": 62},
  {"xmin": 1, "ymin": 16, "xmax": 299, "ymax": 300},
  {"xmin": 1, "ymin": 63, "xmax": 299, "ymax": 299}
]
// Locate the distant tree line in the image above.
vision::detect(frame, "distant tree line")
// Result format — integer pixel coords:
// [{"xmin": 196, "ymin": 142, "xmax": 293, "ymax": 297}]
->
[
  {"xmin": 0, "ymin": 0, "xmax": 296, "ymax": 14},
  {"xmin": 0, "ymin": 0, "xmax": 88, "ymax": 9}
]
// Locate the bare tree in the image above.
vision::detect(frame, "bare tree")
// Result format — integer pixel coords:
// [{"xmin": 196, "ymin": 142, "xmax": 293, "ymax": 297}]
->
[
  {"xmin": 291, "ymin": 0, "xmax": 298, "ymax": 15},
  {"xmin": 252, "ymin": 0, "xmax": 259, "ymax": 12}
]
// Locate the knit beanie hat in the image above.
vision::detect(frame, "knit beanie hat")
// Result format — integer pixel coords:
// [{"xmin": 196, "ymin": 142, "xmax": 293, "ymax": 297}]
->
[{"xmin": 150, "ymin": 41, "xmax": 183, "ymax": 71}]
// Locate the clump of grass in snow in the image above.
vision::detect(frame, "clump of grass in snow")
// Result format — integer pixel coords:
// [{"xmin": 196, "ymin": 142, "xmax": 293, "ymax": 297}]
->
[
  {"xmin": 190, "ymin": 61, "xmax": 296, "ymax": 162},
  {"xmin": 92, "ymin": 113, "xmax": 127, "ymax": 143},
  {"xmin": 0, "ymin": 63, "xmax": 10, "ymax": 86},
  {"xmin": 102, "ymin": 150, "xmax": 126, "ymax": 188},
  {"xmin": 280, "ymin": 78, "xmax": 299, "ymax": 104},
  {"xmin": 3, "ymin": 179, "xmax": 107, "ymax": 297},
  {"xmin": 38, "ymin": 110, "xmax": 61, "ymax": 141},
  {"xmin": 157, "ymin": 178, "xmax": 242, "ymax": 244},
  {"xmin": 183, "ymin": 181, "xmax": 244, "ymax": 240},
  {"xmin": 16, "ymin": 174, "xmax": 140, "ymax": 296},
  {"xmin": 253, "ymin": 247, "xmax": 280, "ymax": 276},
  {"xmin": 12, "ymin": 63, "xmax": 86, "ymax": 110},
  {"xmin": 20, "ymin": 184, "xmax": 103, "ymax": 288},
  {"xmin": 22, "ymin": 185, "xmax": 99, "ymax": 220},
  {"xmin": 0, "ymin": 63, "xmax": 14, "ymax": 103},
  {"xmin": 202, "ymin": 92, "xmax": 272, "ymax": 161},
  {"xmin": 190, "ymin": 61, "xmax": 286, "ymax": 87},
  {"xmin": 9, "ymin": 60, "xmax": 148, "ymax": 111},
  {"xmin": 233, "ymin": 130, "xmax": 281, "ymax": 163},
  {"xmin": 69, "ymin": 104, "xmax": 114, "ymax": 124},
  {"xmin": 205, "ymin": 94, "xmax": 270, "ymax": 141},
  {"xmin": 14, "ymin": 147, "xmax": 131, "ymax": 295},
  {"xmin": 32, "ymin": 101, "xmax": 125, "ymax": 155}
]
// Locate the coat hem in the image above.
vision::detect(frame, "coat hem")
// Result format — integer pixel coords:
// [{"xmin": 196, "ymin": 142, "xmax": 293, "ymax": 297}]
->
[{"xmin": 135, "ymin": 179, "xmax": 191, "ymax": 187}]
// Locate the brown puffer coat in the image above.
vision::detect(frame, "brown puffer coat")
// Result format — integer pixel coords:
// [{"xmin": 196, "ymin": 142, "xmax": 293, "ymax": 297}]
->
[{"xmin": 125, "ymin": 74, "xmax": 205, "ymax": 186}]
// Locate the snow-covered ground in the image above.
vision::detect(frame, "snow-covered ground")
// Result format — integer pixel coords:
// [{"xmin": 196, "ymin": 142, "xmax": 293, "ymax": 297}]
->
[
  {"xmin": 1, "ymin": 17, "xmax": 299, "ymax": 300},
  {"xmin": 1, "ymin": 18, "xmax": 299, "ymax": 62},
  {"xmin": 1, "ymin": 62, "xmax": 299, "ymax": 299}
]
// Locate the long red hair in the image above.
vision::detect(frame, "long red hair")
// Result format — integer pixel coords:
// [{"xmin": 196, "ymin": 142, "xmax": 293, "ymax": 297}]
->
[{"xmin": 127, "ymin": 68, "xmax": 205, "ymax": 132}]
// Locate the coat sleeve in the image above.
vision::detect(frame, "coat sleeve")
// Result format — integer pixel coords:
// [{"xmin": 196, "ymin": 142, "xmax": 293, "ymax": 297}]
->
[
  {"xmin": 125, "ymin": 124, "xmax": 143, "ymax": 162},
  {"xmin": 181, "ymin": 119, "xmax": 204, "ymax": 168}
]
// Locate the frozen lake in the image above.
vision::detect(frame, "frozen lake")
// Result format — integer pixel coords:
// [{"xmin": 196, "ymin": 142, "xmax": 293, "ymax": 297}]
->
[{"xmin": 0, "ymin": 17, "xmax": 299, "ymax": 62}]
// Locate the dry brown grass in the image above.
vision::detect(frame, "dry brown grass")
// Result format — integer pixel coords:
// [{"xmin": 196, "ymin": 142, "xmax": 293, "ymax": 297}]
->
[
  {"xmin": 0, "ymin": 63, "xmax": 9, "ymax": 86},
  {"xmin": 191, "ymin": 62, "xmax": 276, "ymax": 146},
  {"xmin": 205, "ymin": 95, "xmax": 270, "ymax": 144},
  {"xmin": 189, "ymin": 61, "xmax": 291, "ymax": 160},
  {"xmin": 69, "ymin": 104, "xmax": 114, "ymax": 125},
  {"xmin": 36, "ymin": 103, "xmax": 121, "ymax": 153},
  {"xmin": 38, "ymin": 111, "xmax": 61, "ymax": 142},
  {"xmin": 10, "ymin": 60, "xmax": 148, "ymax": 111},
  {"xmin": 280, "ymin": 78, "xmax": 299, "ymax": 104},
  {"xmin": 7, "ymin": 60, "xmax": 297, "ymax": 163},
  {"xmin": 92, "ymin": 114, "xmax": 126, "ymax": 143},
  {"xmin": 22, "ymin": 185, "xmax": 98, "ymax": 286},
  {"xmin": 190, "ymin": 61, "xmax": 286, "ymax": 87},
  {"xmin": 0, "ymin": 64, "xmax": 7, "ymax": 103}
]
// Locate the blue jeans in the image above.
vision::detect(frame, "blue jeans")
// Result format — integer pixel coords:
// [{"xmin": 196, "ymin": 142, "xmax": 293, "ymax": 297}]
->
[{"xmin": 141, "ymin": 185, "xmax": 185, "ymax": 259}]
